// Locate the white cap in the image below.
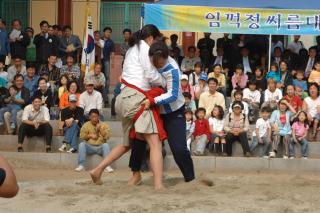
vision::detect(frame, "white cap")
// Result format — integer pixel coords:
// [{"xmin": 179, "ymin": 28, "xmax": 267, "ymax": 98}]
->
[{"xmin": 181, "ymin": 74, "xmax": 188, "ymax": 81}]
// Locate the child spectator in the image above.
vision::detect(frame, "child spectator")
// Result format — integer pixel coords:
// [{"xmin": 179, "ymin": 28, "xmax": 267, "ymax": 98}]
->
[
  {"xmin": 208, "ymin": 64, "xmax": 226, "ymax": 96},
  {"xmin": 185, "ymin": 109, "xmax": 195, "ymax": 151},
  {"xmin": 231, "ymin": 64, "xmax": 248, "ymax": 90},
  {"xmin": 0, "ymin": 86, "xmax": 22, "ymax": 129},
  {"xmin": 269, "ymin": 99, "xmax": 296, "ymax": 159},
  {"xmin": 194, "ymin": 73, "xmax": 208, "ymax": 105},
  {"xmin": 308, "ymin": 61, "xmax": 320, "ymax": 86},
  {"xmin": 209, "ymin": 105, "xmax": 226, "ymax": 155},
  {"xmin": 293, "ymin": 70, "xmax": 308, "ymax": 91},
  {"xmin": 183, "ymin": 92, "xmax": 196, "ymax": 113},
  {"xmin": 0, "ymin": 61, "xmax": 8, "ymax": 84},
  {"xmin": 295, "ymin": 85, "xmax": 309, "ymax": 100},
  {"xmin": 250, "ymin": 107, "xmax": 271, "ymax": 158},
  {"xmin": 189, "ymin": 62, "xmax": 204, "ymax": 86},
  {"xmin": 253, "ymin": 67, "xmax": 267, "ymax": 93},
  {"xmin": 58, "ymin": 74, "xmax": 68, "ymax": 99},
  {"xmin": 263, "ymin": 78, "xmax": 283, "ymax": 111},
  {"xmin": 266, "ymin": 62, "xmax": 281, "ymax": 83},
  {"xmin": 243, "ymin": 79, "xmax": 261, "ymax": 122},
  {"xmin": 289, "ymin": 111, "xmax": 309, "ymax": 159},
  {"xmin": 192, "ymin": 108, "xmax": 210, "ymax": 156},
  {"xmin": 180, "ymin": 74, "xmax": 195, "ymax": 100},
  {"xmin": 224, "ymin": 101, "xmax": 251, "ymax": 157},
  {"xmin": 229, "ymin": 90, "xmax": 249, "ymax": 116},
  {"xmin": 284, "ymin": 85, "xmax": 302, "ymax": 112}
]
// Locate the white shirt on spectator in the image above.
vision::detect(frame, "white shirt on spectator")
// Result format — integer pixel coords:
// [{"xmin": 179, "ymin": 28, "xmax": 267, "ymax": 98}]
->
[
  {"xmin": 189, "ymin": 72, "xmax": 202, "ymax": 86},
  {"xmin": 0, "ymin": 70, "xmax": 8, "ymax": 82},
  {"xmin": 264, "ymin": 88, "xmax": 282, "ymax": 103},
  {"xmin": 288, "ymin": 41, "xmax": 304, "ymax": 54},
  {"xmin": 22, "ymin": 104, "xmax": 50, "ymax": 122},
  {"xmin": 243, "ymin": 88, "xmax": 261, "ymax": 103},
  {"xmin": 252, "ymin": 118, "xmax": 270, "ymax": 137},
  {"xmin": 229, "ymin": 101, "xmax": 249, "ymax": 115},
  {"xmin": 79, "ymin": 90, "xmax": 103, "ymax": 114},
  {"xmin": 7, "ymin": 65, "xmax": 26, "ymax": 87},
  {"xmin": 304, "ymin": 96, "xmax": 320, "ymax": 118},
  {"xmin": 209, "ymin": 117, "xmax": 224, "ymax": 132},
  {"xmin": 243, "ymin": 56, "xmax": 252, "ymax": 74}
]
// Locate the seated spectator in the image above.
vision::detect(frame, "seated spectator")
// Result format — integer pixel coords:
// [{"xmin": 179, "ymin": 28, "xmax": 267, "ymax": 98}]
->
[
  {"xmin": 289, "ymin": 111, "xmax": 309, "ymax": 159},
  {"xmin": 60, "ymin": 55, "xmax": 81, "ymax": 81},
  {"xmin": 252, "ymin": 67, "xmax": 267, "ymax": 93},
  {"xmin": 284, "ymin": 85, "xmax": 302, "ymax": 112},
  {"xmin": 59, "ymin": 94, "xmax": 84, "ymax": 153},
  {"xmin": 33, "ymin": 77, "xmax": 54, "ymax": 110},
  {"xmin": 266, "ymin": 62, "xmax": 280, "ymax": 83},
  {"xmin": 183, "ymin": 92, "xmax": 196, "ymax": 113},
  {"xmin": 249, "ymin": 107, "xmax": 271, "ymax": 158},
  {"xmin": 180, "ymin": 74, "xmax": 195, "ymax": 100},
  {"xmin": 181, "ymin": 46, "xmax": 201, "ymax": 75},
  {"xmin": 185, "ymin": 109, "xmax": 195, "ymax": 151},
  {"xmin": 59, "ymin": 81, "xmax": 80, "ymax": 109},
  {"xmin": 308, "ymin": 61, "xmax": 320, "ymax": 86},
  {"xmin": 229, "ymin": 90, "xmax": 249, "ymax": 116},
  {"xmin": 17, "ymin": 96, "xmax": 52, "ymax": 152},
  {"xmin": 38, "ymin": 54, "xmax": 60, "ymax": 88},
  {"xmin": 0, "ymin": 61, "xmax": 8, "ymax": 84},
  {"xmin": 194, "ymin": 73, "xmax": 208, "ymax": 104},
  {"xmin": 75, "ymin": 109, "xmax": 113, "ymax": 172},
  {"xmin": 269, "ymin": 99, "xmax": 296, "ymax": 158},
  {"xmin": 84, "ymin": 63, "xmax": 105, "ymax": 97},
  {"xmin": 199, "ymin": 77, "xmax": 225, "ymax": 118},
  {"xmin": 24, "ymin": 63, "xmax": 39, "ymax": 97},
  {"xmin": 263, "ymin": 78, "xmax": 283, "ymax": 111},
  {"xmin": 110, "ymin": 77, "xmax": 121, "ymax": 120},
  {"xmin": 278, "ymin": 60, "xmax": 293, "ymax": 93},
  {"xmin": 59, "ymin": 25, "xmax": 82, "ymax": 64},
  {"xmin": 302, "ymin": 83, "xmax": 320, "ymax": 140},
  {"xmin": 224, "ymin": 101, "xmax": 250, "ymax": 157},
  {"xmin": 209, "ymin": 105, "xmax": 226, "ymax": 155},
  {"xmin": 303, "ymin": 46, "xmax": 317, "ymax": 78},
  {"xmin": 79, "ymin": 80, "xmax": 103, "ymax": 119},
  {"xmin": 293, "ymin": 70, "xmax": 308, "ymax": 91},
  {"xmin": 0, "ymin": 86, "xmax": 23, "ymax": 129},
  {"xmin": 243, "ymin": 80, "xmax": 261, "ymax": 122},
  {"xmin": 208, "ymin": 64, "xmax": 226, "ymax": 96},
  {"xmin": 295, "ymin": 85, "xmax": 309, "ymax": 100},
  {"xmin": 7, "ymin": 56, "xmax": 26, "ymax": 87},
  {"xmin": 192, "ymin": 108, "xmax": 210, "ymax": 156},
  {"xmin": 58, "ymin": 74, "xmax": 68, "ymax": 99},
  {"xmin": 3, "ymin": 74, "xmax": 30, "ymax": 134},
  {"xmin": 231, "ymin": 64, "xmax": 248, "ymax": 91},
  {"xmin": 189, "ymin": 62, "xmax": 204, "ymax": 86}
]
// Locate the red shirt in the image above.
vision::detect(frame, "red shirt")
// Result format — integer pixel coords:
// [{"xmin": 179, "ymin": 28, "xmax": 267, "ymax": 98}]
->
[
  {"xmin": 284, "ymin": 95, "xmax": 302, "ymax": 112},
  {"xmin": 193, "ymin": 119, "xmax": 210, "ymax": 141}
]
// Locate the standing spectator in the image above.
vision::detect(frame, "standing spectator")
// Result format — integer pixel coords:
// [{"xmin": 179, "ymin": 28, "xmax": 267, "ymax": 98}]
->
[
  {"xmin": 52, "ymin": 25, "xmax": 63, "ymax": 38},
  {"xmin": 284, "ymin": 85, "xmax": 302, "ymax": 112},
  {"xmin": 0, "ymin": 61, "xmax": 8, "ymax": 84},
  {"xmin": 271, "ymin": 47, "xmax": 283, "ymax": 66},
  {"xmin": 288, "ymin": 35, "xmax": 304, "ymax": 55},
  {"xmin": 263, "ymin": 78, "xmax": 283, "ymax": 111},
  {"xmin": 199, "ymin": 77, "xmax": 225, "ymax": 118},
  {"xmin": 208, "ymin": 64, "xmax": 226, "ymax": 96},
  {"xmin": 308, "ymin": 61, "xmax": 320, "ymax": 86},
  {"xmin": 120, "ymin": 29, "xmax": 132, "ymax": 58},
  {"xmin": 7, "ymin": 56, "xmax": 26, "ymax": 87},
  {"xmin": 59, "ymin": 25, "xmax": 82, "ymax": 64},
  {"xmin": 102, "ymin": 27, "xmax": 115, "ymax": 102},
  {"xmin": 33, "ymin": 77, "xmax": 54, "ymax": 110},
  {"xmin": 189, "ymin": 62, "xmax": 204, "ymax": 87},
  {"xmin": 3, "ymin": 74, "xmax": 30, "ymax": 134},
  {"xmin": 217, "ymin": 33, "xmax": 233, "ymax": 60},
  {"xmin": 224, "ymin": 101, "xmax": 251, "ymax": 157},
  {"xmin": 303, "ymin": 46, "xmax": 317, "ymax": 78},
  {"xmin": 79, "ymin": 79, "xmax": 103, "ymax": 119},
  {"xmin": 231, "ymin": 64, "xmax": 248, "ymax": 91},
  {"xmin": 181, "ymin": 46, "xmax": 201, "ymax": 75},
  {"xmin": 25, "ymin": 27, "xmax": 36, "ymax": 64},
  {"xmin": 59, "ymin": 81, "xmax": 80, "ymax": 109},
  {"xmin": 17, "ymin": 96, "xmax": 52, "ymax": 152},
  {"xmin": 59, "ymin": 94, "xmax": 84, "ymax": 153},
  {"xmin": 38, "ymin": 54, "xmax": 60, "ymax": 87},
  {"xmin": 84, "ymin": 63, "xmax": 105, "ymax": 99},
  {"xmin": 59, "ymin": 55, "xmax": 80, "ymax": 81},
  {"xmin": 0, "ymin": 18, "xmax": 10, "ymax": 63},
  {"xmin": 192, "ymin": 108, "xmax": 210, "ymax": 156},
  {"xmin": 168, "ymin": 34, "xmax": 183, "ymax": 57},
  {"xmin": 24, "ymin": 63, "xmax": 39, "ymax": 97},
  {"xmin": 33, "ymin": 20, "xmax": 58, "ymax": 66},
  {"xmin": 9, "ymin": 19, "xmax": 30, "ymax": 62},
  {"xmin": 94, "ymin": 31, "xmax": 103, "ymax": 64},
  {"xmin": 197, "ymin": 33, "xmax": 215, "ymax": 60},
  {"xmin": 75, "ymin": 109, "xmax": 113, "ymax": 172}
]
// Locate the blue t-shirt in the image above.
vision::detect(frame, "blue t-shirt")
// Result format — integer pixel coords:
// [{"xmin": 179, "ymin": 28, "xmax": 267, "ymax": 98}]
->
[
  {"xmin": 8, "ymin": 91, "xmax": 22, "ymax": 110},
  {"xmin": 293, "ymin": 79, "xmax": 308, "ymax": 91},
  {"xmin": 266, "ymin": 70, "xmax": 281, "ymax": 83}
]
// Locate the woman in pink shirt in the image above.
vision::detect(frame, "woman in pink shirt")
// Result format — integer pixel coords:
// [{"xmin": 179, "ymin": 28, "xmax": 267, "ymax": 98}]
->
[{"xmin": 232, "ymin": 64, "xmax": 248, "ymax": 90}]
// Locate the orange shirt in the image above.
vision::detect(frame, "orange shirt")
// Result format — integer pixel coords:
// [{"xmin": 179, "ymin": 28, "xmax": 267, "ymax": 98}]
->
[{"xmin": 59, "ymin": 92, "xmax": 80, "ymax": 109}]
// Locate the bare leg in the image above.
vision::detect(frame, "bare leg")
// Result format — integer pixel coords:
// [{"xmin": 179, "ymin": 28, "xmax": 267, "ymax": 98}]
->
[
  {"xmin": 0, "ymin": 156, "xmax": 19, "ymax": 198},
  {"xmin": 90, "ymin": 145, "xmax": 130, "ymax": 184},
  {"xmin": 313, "ymin": 120, "xmax": 319, "ymax": 140},
  {"xmin": 127, "ymin": 171, "xmax": 142, "ymax": 186}
]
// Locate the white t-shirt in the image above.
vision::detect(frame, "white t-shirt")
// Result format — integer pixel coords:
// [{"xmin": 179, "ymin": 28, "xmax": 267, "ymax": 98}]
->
[
  {"xmin": 253, "ymin": 118, "xmax": 270, "ymax": 137},
  {"xmin": 243, "ymin": 88, "xmax": 261, "ymax": 103},
  {"xmin": 264, "ymin": 88, "xmax": 282, "ymax": 103},
  {"xmin": 209, "ymin": 117, "xmax": 224, "ymax": 132},
  {"xmin": 229, "ymin": 101, "xmax": 249, "ymax": 115},
  {"xmin": 304, "ymin": 96, "xmax": 320, "ymax": 118}
]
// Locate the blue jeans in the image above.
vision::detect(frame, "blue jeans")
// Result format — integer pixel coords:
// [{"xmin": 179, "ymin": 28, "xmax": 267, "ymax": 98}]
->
[
  {"xmin": 78, "ymin": 142, "xmax": 110, "ymax": 166},
  {"xmin": 289, "ymin": 137, "xmax": 309, "ymax": 157},
  {"xmin": 250, "ymin": 136, "xmax": 270, "ymax": 157},
  {"xmin": 0, "ymin": 106, "xmax": 20, "ymax": 124},
  {"xmin": 63, "ymin": 123, "xmax": 80, "ymax": 150},
  {"xmin": 104, "ymin": 60, "xmax": 110, "ymax": 97}
]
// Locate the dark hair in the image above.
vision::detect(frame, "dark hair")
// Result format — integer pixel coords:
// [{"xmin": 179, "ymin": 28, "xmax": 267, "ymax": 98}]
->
[
  {"xmin": 94, "ymin": 63, "xmax": 102, "ymax": 68},
  {"xmin": 187, "ymin": 46, "xmax": 196, "ymax": 52},
  {"xmin": 170, "ymin": 34, "xmax": 178, "ymax": 40},
  {"xmin": 183, "ymin": 92, "xmax": 192, "ymax": 99},
  {"xmin": 248, "ymin": 79, "xmax": 256, "ymax": 86},
  {"xmin": 8, "ymin": 85, "xmax": 17, "ymax": 91},
  {"xmin": 32, "ymin": 96, "xmax": 42, "ymax": 102},
  {"xmin": 295, "ymin": 69, "xmax": 305, "ymax": 76},
  {"xmin": 261, "ymin": 106, "xmax": 271, "ymax": 113},
  {"xmin": 26, "ymin": 63, "xmax": 36, "ymax": 69},
  {"xmin": 232, "ymin": 101, "xmax": 244, "ymax": 110},
  {"xmin": 14, "ymin": 74, "xmax": 24, "ymax": 81},
  {"xmin": 207, "ymin": 77, "xmax": 218, "ymax": 84},
  {"xmin": 11, "ymin": 19, "xmax": 21, "ymax": 26},
  {"xmin": 212, "ymin": 64, "xmax": 222, "ymax": 70},
  {"xmin": 211, "ymin": 105, "xmax": 224, "ymax": 120},
  {"xmin": 0, "ymin": 17, "xmax": 6, "ymax": 26},
  {"xmin": 48, "ymin": 54, "xmax": 57, "ymax": 58},
  {"xmin": 148, "ymin": 42, "xmax": 169, "ymax": 65},
  {"xmin": 94, "ymin": 30, "xmax": 100, "ymax": 35},
  {"xmin": 89, "ymin": 108, "xmax": 100, "ymax": 116},
  {"xmin": 123, "ymin": 28, "xmax": 131, "ymax": 34},
  {"xmin": 103, "ymin": 27, "xmax": 112, "ymax": 33},
  {"xmin": 279, "ymin": 60, "xmax": 289, "ymax": 67},
  {"xmin": 195, "ymin": 107, "xmax": 206, "ymax": 118},
  {"xmin": 66, "ymin": 54, "xmax": 74, "ymax": 60},
  {"xmin": 308, "ymin": 82, "xmax": 319, "ymax": 96},
  {"xmin": 315, "ymin": 60, "xmax": 320, "ymax": 66},
  {"xmin": 270, "ymin": 62, "xmax": 279, "ymax": 70},
  {"xmin": 52, "ymin": 25, "xmax": 61, "ymax": 31},
  {"xmin": 235, "ymin": 64, "xmax": 244, "ymax": 71},
  {"xmin": 67, "ymin": 80, "xmax": 79, "ymax": 92},
  {"xmin": 38, "ymin": 77, "xmax": 47, "ymax": 85},
  {"xmin": 278, "ymin": 98, "xmax": 289, "ymax": 110},
  {"xmin": 185, "ymin": 108, "xmax": 193, "ymax": 116},
  {"xmin": 12, "ymin": 55, "xmax": 22, "ymax": 60},
  {"xmin": 59, "ymin": 74, "xmax": 69, "ymax": 86},
  {"xmin": 293, "ymin": 111, "xmax": 309, "ymax": 128},
  {"xmin": 309, "ymin": 46, "xmax": 317, "ymax": 52},
  {"xmin": 194, "ymin": 62, "xmax": 203, "ymax": 69},
  {"xmin": 129, "ymin": 24, "xmax": 161, "ymax": 48},
  {"xmin": 39, "ymin": 20, "xmax": 49, "ymax": 27},
  {"xmin": 273, "ymin": 46, "xmax": 282, "ymax": 53},
  {"xmin": 62, "ymin": 25, "xmax": 72, "ymax": 31},
  {"xmin": 233, "ymin": 89, "xmax": 243, "ymax": 98}
]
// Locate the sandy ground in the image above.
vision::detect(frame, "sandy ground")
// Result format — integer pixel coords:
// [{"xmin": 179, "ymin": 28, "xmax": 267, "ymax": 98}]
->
[{"xmin": 1, "ymin": 160, "xmax": 320, "ymax": 213}]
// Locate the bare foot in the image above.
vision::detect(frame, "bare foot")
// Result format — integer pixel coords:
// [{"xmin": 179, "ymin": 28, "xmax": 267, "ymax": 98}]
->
[
  {"xmin": 90, "ymin": 170, "xmax": 103, "ymax": 185},
  {"xmin": 127, "ymin": 172, "xmax": 142, "ymax": 186},
  {"xmin": 154, "ymin": 184, "xmax": 166, "ymax": 190}
]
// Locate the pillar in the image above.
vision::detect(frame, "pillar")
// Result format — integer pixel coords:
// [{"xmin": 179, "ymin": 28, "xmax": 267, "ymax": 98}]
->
[
  {"xmin": 58, "ymin": 0, "xmax": 72, "ymax": 26},
  {"xmin": 182, "ymin": 32, "xmax": 195, "ymax": 55}
]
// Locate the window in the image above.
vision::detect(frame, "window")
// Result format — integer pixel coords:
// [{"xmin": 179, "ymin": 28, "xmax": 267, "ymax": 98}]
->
[{"xmin": 0, "ymin": 0, "xmax": 29, "ymax": 30}]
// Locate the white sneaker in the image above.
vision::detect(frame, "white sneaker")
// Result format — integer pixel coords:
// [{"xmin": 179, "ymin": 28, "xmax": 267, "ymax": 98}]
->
[
  {"xmin": 302, "ymin": 157, "xmax": 308, "ymax": 160},
  {"xmin": 67, "ymin": 148, "xmax": 77, "ymax": 153},
  {"xmin": 283, "ymin": 155, "xmax": 289, "ymax": 159},
  {"xmin": 289, "ymin": 156, "xmax": 295, "ymax": 159},
  {"xmin": 0, "ymin": 122, "xmax": 4, "ymax": 126},
  {"xmin": 105, "ymin": 166, "xmax": 114, "ymax": 173},
  {"xmin": 262, "ymin": 156, "xmax": 269, "ymax": 159},
  {"xmin": 269, "ymin": 151, "xmax": 276, "ymax": 158},
  {"xmin": 59, "ymin": 143, "xmax": 67, "ymax": 152},
  {"xmin": 75, "ymin": 165, "xmax": 85, "ymax": 172}
]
